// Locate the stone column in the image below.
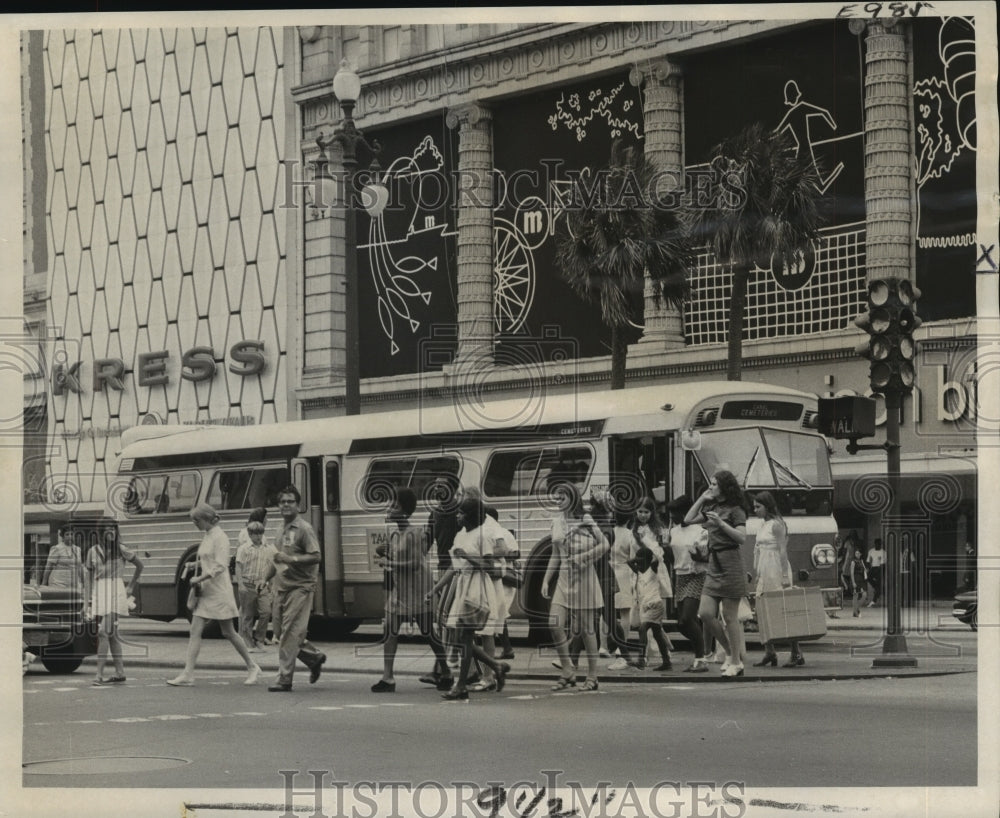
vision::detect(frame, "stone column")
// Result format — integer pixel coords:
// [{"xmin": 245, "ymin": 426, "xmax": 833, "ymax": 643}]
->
[
  {"xmin": 629, "ymin": 60, "xmax": 686, "ymax": 353},
  {"xmin": 446, "ymin": 103, "xmax": 494, "ymax": 368},
  {"xmin": 859, "ymin": 19, "xmax": 915, "ymax": 283}
]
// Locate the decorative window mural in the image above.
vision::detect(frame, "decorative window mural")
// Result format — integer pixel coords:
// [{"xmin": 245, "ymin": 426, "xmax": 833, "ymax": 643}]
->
[
  {"xmin": 912, "ymin": 16, "xmax": 977, "ymax": 316},
  {"xmin": 492, "ymin": 72, "xmax": 645, "ymax": 364},
  {"xmin": 357, "ymin": 116, "xmax": 459, "ymax": 379},
  {"xmin": 683, "ymin": 18, "xmax": 976, "ymax": 345}
]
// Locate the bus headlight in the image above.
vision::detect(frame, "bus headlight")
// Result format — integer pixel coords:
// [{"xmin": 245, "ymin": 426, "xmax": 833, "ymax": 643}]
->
[{"xmin": 811, "ymin": 543, "xmax": 836, "ymax": 568}]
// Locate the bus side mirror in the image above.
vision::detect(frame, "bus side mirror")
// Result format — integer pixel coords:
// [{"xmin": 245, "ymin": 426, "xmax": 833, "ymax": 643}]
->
[{"xmin": 680, "ymin": 430, "xmax": 702, "ymax": 451}]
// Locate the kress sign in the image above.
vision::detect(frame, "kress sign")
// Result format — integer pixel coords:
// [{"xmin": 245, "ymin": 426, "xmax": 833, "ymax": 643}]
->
[{"xmin": 52, "ymin": 340, "xmax": 266, "ymax": 395}]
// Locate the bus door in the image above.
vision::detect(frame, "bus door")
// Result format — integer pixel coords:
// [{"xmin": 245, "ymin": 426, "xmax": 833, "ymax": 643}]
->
[
  {"xmin": 321, "ymin": 456, "xmax": 347, "ymax": 617},
  {"xmin": 609, "ymin": 435, "xmax": 672, "ymax": 506},
  {"xmin": 290, "ymin": 457, "xmax": 325, "ymax": 614}
]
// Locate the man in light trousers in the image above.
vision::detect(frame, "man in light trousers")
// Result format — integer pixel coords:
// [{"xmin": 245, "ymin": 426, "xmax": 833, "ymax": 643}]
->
[{"xmin": 266, "ymin": 485, "xmax": 326, "ymax": 691}]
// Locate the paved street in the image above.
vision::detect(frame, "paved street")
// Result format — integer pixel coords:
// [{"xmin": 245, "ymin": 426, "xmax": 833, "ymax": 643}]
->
[
  {"xmin": 22, "ymin": 667, "xmax": 976, "ymax": 789},
  {"xmin": 21, "ymin": 611, "xmax": 978, "ymax": 791}
]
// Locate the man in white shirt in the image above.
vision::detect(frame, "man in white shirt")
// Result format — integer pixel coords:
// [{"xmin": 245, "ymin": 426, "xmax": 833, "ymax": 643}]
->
[{"xmin": 866, "ymin": 538, "xmax": 886, "ymax": 607}]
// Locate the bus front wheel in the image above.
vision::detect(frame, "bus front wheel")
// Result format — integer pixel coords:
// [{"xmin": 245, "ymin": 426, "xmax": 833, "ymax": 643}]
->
[{"xmin": 39, "ymin": 644, "xmax": 84, "ymax": 674}]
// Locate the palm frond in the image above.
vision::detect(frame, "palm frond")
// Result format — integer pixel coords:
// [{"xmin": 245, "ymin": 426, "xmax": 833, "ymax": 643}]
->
[{"xmin": 554, "ymin": 140, "xmax": 695, "ymax": 328}]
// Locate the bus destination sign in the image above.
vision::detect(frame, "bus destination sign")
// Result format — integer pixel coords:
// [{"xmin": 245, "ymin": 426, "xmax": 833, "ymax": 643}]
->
[{"xmin": 719, "ymin": 401, "xmax": 804, "ymax": 422}]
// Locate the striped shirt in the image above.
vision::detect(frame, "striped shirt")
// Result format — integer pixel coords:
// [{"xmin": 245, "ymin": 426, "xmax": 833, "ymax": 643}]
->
[{"xmin": 235, "ymin": 538, "xmax": 277, "ymax": 585}]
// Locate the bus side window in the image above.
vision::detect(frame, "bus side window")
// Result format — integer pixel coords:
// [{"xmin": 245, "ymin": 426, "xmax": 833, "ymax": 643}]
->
[
  {"xmin": 207, "ymin": 470, "xmax": 252, "ymax": 510},
  {"xmin": 167, "ymin": 473, "xmax": 200, "ymax": 513},
  {"xmin": 126, "ymin": 475, "xmax": 167, "ymax": 515},
  {"xmin": 534, "ymin": 447, "xmax": 593, "ymax": 495},
  {"xmin": 247, "ymin": 467, "xmax": 289, "ymax": 509},
  {"xmin": 484, "ymin": 449, "xmax": 542, "ymax": 497},
  {"xmin": 363, "ymin": 458, "xmax": 416, "ymax": 507},
  {"xmin": 411, "ymin": 455, "xmax": 460, "ymax": 502}
]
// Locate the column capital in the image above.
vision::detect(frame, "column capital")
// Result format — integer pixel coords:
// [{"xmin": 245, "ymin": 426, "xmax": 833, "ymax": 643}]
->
[
  {"xmin": 446, "ymin": 102, "xmax": 492, "ymax": 130},
  {"xmin": 849, "ymin": 17, "xmax": 908, "ymax": 36},
  {"xmin": 629, "ymin": 59, "xmax": 682, "ymax": 89}
]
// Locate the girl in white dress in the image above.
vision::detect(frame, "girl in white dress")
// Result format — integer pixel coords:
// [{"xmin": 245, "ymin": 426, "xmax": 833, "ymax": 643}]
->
[
  {"xmin": 85, "ymin": 529, "xmax": 143, "ymax": 685},
  {"xmin": 168, "ymin": 503, "xmax": 261, "ymax": 686},
  {"xmin": 542, "ymin": 483, "xmax": 609, "ymax": 692},
  {"xmin": 750, "ymin": 491, "xmax": 803, "ymax": 667},
  {"xmin": 432, "ymin": 496, "xmax": 511, "ymax": 700}
]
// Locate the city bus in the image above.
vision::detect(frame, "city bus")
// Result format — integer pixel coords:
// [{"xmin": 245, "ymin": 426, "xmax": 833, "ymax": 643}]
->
[{"xmin": 106, "ymin": 381, "xmax": 840, "ymax": 640}]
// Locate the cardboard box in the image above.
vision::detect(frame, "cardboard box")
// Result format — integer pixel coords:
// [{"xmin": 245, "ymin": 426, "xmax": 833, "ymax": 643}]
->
[{"xmin": 756, "ymin": 587, "xmax": 827, "ymax": 643}]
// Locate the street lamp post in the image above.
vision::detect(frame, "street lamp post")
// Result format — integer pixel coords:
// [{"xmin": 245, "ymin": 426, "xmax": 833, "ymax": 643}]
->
[{"xmin": 313, "ymin": 59, "xmax": 383, "ymax": 416}]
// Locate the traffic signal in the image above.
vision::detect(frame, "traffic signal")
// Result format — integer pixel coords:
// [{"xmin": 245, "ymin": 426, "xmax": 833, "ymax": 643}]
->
[{"xmin": 854, "ymin": 277, "xmax": 922, "ymax": 393}]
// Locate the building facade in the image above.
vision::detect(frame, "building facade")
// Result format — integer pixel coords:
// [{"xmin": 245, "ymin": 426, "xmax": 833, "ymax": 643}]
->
[
  {"xmin": 21, "ymin": 27, "xmax": 295, "ymax": 566},
  {"xmin": 22, "ymin": 17, "xmax": 983, "ymax": 597}
]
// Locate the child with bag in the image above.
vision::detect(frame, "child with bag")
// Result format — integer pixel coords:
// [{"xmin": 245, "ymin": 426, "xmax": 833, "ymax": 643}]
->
[{"xmin": 626, "ymin": 543, "xmax": 673, "ymax": 671}]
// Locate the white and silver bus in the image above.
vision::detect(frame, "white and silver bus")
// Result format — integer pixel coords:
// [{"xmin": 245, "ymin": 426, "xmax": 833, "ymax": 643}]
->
[{"xmin": 106, "ymin": 381, "xmax": 840, "ymax": 639}]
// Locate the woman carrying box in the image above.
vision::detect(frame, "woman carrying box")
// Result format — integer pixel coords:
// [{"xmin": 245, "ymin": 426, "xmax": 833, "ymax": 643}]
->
[{"xmin": 750, "ymin": 491, "xmax": 804, "ymax": 668}]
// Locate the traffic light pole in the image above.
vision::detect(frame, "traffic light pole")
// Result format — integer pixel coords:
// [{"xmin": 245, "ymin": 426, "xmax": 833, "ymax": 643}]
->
[{"xmin": 872, "ymin": 389, "xmax": 917, "ymax": 667}]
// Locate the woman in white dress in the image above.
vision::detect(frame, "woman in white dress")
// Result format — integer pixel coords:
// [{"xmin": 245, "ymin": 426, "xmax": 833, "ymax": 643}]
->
[
  {"xmin": 542, "ymin": 483, "xmax": 609, "ymax": 692},
  {"xmin": 85, "ymin": 528, "xmax": 143, "ymax": 685},
  {"xmin": 750, "ymin": 491, "xmax": 803, "ymax": 667},
  {"xmin": 168, "ymin": 503, "xmax": 261, "ymax": 686},
  {"xmin": 432, "ymin": 496, "xmax": 511, "ymax": 700}
]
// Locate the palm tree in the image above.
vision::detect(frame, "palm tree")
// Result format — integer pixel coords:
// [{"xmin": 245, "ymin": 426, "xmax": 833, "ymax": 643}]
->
[
  {"xmin": 693, "ymin": 122, "xmax": 825, "ymax": 380},
  {"xmin": 554, "ymin": 142, "xmax": 692, "ymax": 389}
]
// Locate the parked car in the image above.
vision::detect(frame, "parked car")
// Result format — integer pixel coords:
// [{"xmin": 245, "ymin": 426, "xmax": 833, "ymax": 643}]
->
[
  {"xmin": 952, "ymin": 589, "xmax": 977, "ymax": 631},
  {"xmin": 22, "ymin": 584, "xmax": 98, "ymax": 673}
]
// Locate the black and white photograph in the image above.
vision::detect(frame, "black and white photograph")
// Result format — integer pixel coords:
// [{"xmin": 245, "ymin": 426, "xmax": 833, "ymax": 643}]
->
[{"xmin": 2, "ymin": 3, "xmax": 997, "ymax": 817}]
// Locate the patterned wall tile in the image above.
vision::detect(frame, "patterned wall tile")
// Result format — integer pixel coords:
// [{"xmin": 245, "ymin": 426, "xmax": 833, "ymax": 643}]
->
[{"xmin": 43, "ymin": 27, "xmax": 288, "ymax": 508}]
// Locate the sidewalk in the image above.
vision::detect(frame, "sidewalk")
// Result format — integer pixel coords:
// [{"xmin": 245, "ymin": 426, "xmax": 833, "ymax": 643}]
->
[{"xmin": 69, "ymin": 605, "xmax": 976, "ymax": 685}]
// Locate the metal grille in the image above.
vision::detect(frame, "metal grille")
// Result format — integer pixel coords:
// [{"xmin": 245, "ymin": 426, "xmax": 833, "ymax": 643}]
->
[{"xmin": 684, "ymin": 225, "xmax": 868, "ymax": 345}]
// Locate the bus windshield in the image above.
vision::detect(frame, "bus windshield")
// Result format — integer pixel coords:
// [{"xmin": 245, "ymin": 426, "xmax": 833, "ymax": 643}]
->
[{"xmin": 691, "ymin": 427, "xmax": 833, "ymax": 515}]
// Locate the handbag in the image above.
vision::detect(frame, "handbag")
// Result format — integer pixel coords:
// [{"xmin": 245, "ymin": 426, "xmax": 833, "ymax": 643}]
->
[
  {"xmin": 186, "ymin": 584, "xmax": 200, "ymax": 612},
  {"xmin": 737, "ymin": 596, "xmax": 753, "ymax": 622}
]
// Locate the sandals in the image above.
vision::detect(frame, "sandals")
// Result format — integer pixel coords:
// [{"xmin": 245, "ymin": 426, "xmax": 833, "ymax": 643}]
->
[
  {"xmin": 550, "ymin": 675, "xmax": 576, "ymax": 691},
  {"xmin": 579, "ymin": 679, "xmax": 599, "ymax": 692},
  {"xmin": 469, "ymin": 680, "xmax": 497, "ymax": 692},
  {"xmin": 93, "ymin": 675, "xmax": 126, "ymax": 686}
]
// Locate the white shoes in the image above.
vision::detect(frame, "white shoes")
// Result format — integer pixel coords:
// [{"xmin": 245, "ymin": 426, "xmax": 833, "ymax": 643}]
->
[
  {"xmin": 166, "ymin": 675, "xmax": 195, "ymax": 686},
  {"xmin": 607, "ymin": 657, "xmax": 629, "ymax": 671},
  {"xmin": 245, "ymin": 664, "xmax": 262, "ymax": 685},
  {"xmin": 721, "ymin": 663, "xmax": 745, "ymax": 677}
]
